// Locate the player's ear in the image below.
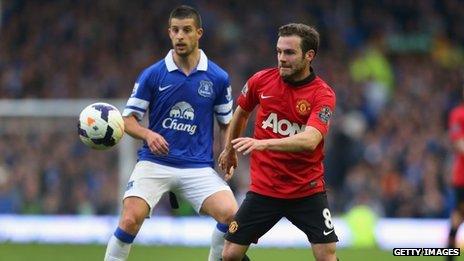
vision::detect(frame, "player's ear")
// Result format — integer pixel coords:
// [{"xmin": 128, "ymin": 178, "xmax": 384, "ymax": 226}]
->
[
  {"xmin": 197, "ymin": 27, "xmax": 203, "ymax": 38},
  {"xmin": 306, "ymin": 49, "xmax": 315, "ymax": 62}
]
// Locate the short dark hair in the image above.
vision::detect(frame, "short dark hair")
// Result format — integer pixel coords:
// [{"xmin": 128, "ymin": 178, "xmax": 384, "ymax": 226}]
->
[
  {"xmin": 278, "ymin": 23, "xmax": 319, "ymax": 55},
  {"xmin": 169, "ymin": 5, "xmax": 202, "ymax": 28}
]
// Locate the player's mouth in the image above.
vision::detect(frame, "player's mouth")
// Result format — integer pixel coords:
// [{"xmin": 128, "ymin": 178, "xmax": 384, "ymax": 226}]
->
[{"xmin": 176, "ymin": 43, "xmax": 187, "ymax": 49}]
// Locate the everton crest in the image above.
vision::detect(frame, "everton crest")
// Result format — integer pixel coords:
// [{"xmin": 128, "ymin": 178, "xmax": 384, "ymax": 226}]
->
[{"xmin": 198, "ymin": 80, "xmax": 214, "ymax": 98}]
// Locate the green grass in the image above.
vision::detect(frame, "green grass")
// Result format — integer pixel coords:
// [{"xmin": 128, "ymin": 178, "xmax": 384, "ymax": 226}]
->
[{"xmin": 0, "ymin": 244, "xmax": 447, "ymax": 261}]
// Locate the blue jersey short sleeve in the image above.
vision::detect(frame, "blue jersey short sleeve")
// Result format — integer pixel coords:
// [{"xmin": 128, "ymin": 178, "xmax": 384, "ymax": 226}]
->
[
  {"xmin": 122, "ymin": 68, "xmax": 155, "ymax": 121},
  {"xmin": 213, "ymin": 74, "xmax": 233, "ymax": 125}
]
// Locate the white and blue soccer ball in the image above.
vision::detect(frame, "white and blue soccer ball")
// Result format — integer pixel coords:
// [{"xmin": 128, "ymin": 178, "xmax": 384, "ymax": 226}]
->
[{"xmin": 78, "ymin": 102, "xmax": 124, "ymax": 150}]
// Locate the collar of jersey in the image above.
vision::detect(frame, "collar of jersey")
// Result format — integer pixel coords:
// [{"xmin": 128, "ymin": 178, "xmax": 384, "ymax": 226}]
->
[
  {"xmin": 283, "ymin": 66, "xmax": 316, "ymax": 87},
  {"xmin": 165, "ymin": 49, "xmax": 208, "ymax": 72}
]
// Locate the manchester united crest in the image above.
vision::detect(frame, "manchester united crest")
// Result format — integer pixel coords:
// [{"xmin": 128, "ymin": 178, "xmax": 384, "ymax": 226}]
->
[
  {"xmin": 296, "ymin": 99, "xmax": 310, "ymax": 116},
  {"xmin": 229, "ymin": 221, "xmax": 238, "ymax": 234}
]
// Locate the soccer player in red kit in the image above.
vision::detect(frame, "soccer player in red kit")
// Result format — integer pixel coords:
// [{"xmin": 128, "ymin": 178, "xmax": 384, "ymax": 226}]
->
[
  {"xmin": 447, "ymin": 98, "xmax": 464, "ymax": 261},
  {"xmin": 219, "ymin": 23, "xmax": 338, "ymax": 261}
]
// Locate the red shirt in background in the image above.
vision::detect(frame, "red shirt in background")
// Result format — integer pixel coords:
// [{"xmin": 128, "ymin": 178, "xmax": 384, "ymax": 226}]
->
[
  {"xmin": 237, "ymin": 68, "xmax": 336, "ymax": 199},
  {"xmin": 449, "ymin": 104, "xmax": 464, "ymax": 187}
]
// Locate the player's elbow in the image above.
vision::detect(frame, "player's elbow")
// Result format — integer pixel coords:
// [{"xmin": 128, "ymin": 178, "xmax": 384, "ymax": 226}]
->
[
  {"xmin": 299, "ymin": 128, "xmax": 322, "ymax": 152},
  {"xmin": 302, "ymin": 142, "xmax": 318, "ymax": 152},
  {"xmin": 123, "ymin": 115, "xmax": 137, "ymax": 126},
  {"xmin": 299, "ymin": 134, "xmax": 319, "ymax": 152}
]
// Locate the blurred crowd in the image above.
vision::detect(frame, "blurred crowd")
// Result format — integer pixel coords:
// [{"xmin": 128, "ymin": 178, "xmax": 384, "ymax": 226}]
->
[
  {"xmin": 1, "ymin": 0, "xmax": 464, "ymax": 218},
  {"xmin": 0, "ymin": 118, "xmax": 119, "ymax": 214}
]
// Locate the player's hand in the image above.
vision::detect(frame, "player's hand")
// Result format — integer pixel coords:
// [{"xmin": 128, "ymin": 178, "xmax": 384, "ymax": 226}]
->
[
  {"xmin": 231, "ymin": 137, "xmax": 267, "ymax": 155},
  {"xmin": 218, "ymin": 148, "xmax": 238, "ymax": 181},
  {"xmin": 145, "ymin": 130, "xmax": 169, "ymax": 155}
]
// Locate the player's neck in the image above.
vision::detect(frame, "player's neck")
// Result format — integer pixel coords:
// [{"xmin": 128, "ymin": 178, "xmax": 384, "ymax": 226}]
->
[
  {"xmin": 173, "ymin": 49, "xmax": 200, "ymax": 76},
  {"xmin": 290, "ymin": 66, "xmax": 310, "ymax": 82},
  {"xmin": 284, "ymin": 66, "xmax": 315, "ymax": 87}
]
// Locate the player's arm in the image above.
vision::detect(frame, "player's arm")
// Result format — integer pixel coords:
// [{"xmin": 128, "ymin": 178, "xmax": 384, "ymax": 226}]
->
[
  {"xmin": 218, "ymin": 106, "xmax": 251, "ymax": 180},
  {"xmin": 225, "ymin": 106, "xmax": 251, "ymax": 150},
  {"xmin": 232, "ymin": 126, "xmax": 322, "ymax": 154},
  {"xmin": 453, "ymin": 138, "xmax": 464, "ymax": 155},
  {"xmin": 217, "ymin": 122, "xmax": 230, "ymax": 151},
  {"xmin": 123, "ymin": 115, "xmax": 169, "ymax": 155}
]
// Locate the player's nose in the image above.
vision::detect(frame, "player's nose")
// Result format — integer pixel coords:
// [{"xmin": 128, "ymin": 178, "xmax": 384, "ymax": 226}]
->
[{"xmin": 174, "ymin": 33, "xmax": 183, "ymax": 40}]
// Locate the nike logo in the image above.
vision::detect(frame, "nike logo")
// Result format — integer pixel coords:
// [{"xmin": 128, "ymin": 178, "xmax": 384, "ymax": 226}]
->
[
  {"xmin": 159, "ymin": 84, "xmax": 173, "ymax": 91},
  {"xmin": 323, "ymin": 229, "xmax": 334, "ymax": 236},
  {"xmin": 260, "ymin": 93, "xmax": 272, "ymax": 99}
]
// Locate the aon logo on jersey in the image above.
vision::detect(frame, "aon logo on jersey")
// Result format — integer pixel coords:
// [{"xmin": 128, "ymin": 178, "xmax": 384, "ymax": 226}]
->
[{"xmin": 261, "ymin": 113, "xmax": 305, "ymax": 136}]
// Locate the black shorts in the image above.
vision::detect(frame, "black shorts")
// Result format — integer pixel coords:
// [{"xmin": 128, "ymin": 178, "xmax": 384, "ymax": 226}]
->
[
  {"xmin": 225, "ymin": 191, "xmax": 339, "ymax": 245},
  {"xmin": 454, "ymin": 187, "xmax": 464, "ymax": 206}
]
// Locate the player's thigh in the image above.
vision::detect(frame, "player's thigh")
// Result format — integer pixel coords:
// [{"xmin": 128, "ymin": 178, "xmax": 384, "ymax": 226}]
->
[
  {"xmin": 225, "ymin": 191, "xmax": 283, "ymax": 245},
  {"xmin": 285, "ymin": 192, "xmax": 338, "ymax": 244},
  {"xmin": 178, "ymin": 167, "xmax": 234, "ymax": 215},
  {"xmin": 200, "ymin": 189, "xmax": 238, "ymax": 223},
  {"xmin": 311, "ymin": 242, "xmax": 337, "ymax": 261},
  {"xmin": 123, "ymin": 161, "xmax": 174, "ymax": 216}
]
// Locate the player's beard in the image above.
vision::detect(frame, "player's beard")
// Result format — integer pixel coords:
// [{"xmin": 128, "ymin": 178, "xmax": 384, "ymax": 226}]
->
[
  {"xmin": 174, "ymin": 41, "xmax": 197, "ymax": 57},
  {"xmin": 279, "ymin": 58, "xmax": 308, "ymax": 81}
]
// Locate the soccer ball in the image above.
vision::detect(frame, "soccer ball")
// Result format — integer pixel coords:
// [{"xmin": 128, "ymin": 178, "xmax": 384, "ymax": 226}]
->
[{"xmin": 78, "ymin": 102, "xmax": 125, "ymax": 150}]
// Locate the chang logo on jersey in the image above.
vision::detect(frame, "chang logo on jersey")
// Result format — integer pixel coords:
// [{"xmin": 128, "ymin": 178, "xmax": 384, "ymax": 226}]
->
[
  {"xmin": 262, "ymin": 113, "xmax": 305, "ymax": 136},
  {"xmin": 162, "ymin": 101, "xmax": 197, "ymax": 135}
]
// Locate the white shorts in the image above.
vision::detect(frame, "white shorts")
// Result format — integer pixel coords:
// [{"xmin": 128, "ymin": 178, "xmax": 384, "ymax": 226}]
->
[{"xmin": 123, "ymin": 161, "xmax": 231, "ymax": 215}]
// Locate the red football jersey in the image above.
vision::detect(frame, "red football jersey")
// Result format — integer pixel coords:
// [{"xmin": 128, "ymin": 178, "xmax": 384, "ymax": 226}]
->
[
  {"xmin": 449, "ymin": 104, "xmax": 464, "ymax": 187},
  {"xmin": 237, "ymin": 68, "xmax": 336, "ymax": 199}
]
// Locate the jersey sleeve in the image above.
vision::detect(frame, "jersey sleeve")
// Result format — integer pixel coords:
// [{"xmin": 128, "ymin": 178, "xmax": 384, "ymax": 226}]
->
[
  {"xmin": 236, "ymin": 72, "xmax": 260, "ymax": 112},
  {"xmin": 122, "ymin": 68, "xmax": 154, "ymax": 121},
  {"xmin": 214, "ymin": 74, "xmax": 233, "ymax": 125},
  {"xmin": 449, "ymin": 108, "xmax": 464, "ymax": 141},
  {"xmin": 306, "ymin": 88, "xmax": 336, "ymax": 135}
]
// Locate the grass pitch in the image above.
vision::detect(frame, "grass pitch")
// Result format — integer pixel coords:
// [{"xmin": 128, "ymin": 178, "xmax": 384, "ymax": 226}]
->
[{"xmin": 0, "ymin": 243, "xmax": 444, "ymax": 260}]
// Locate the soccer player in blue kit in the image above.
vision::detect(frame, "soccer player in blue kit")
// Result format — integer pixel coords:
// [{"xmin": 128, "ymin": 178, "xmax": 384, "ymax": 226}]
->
[{"xmin": 104, "ymin": 5, "xmax": 242, "ymax": 261}]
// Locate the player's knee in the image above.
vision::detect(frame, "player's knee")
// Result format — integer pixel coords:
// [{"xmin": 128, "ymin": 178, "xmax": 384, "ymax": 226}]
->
[
  {"xmin": 217, "ymin": 207, "xmax": 236, "ymax": 225},
  {"xmin": 313, "ymin": 245, "xmax": 336, "ymax": 261},
  {"xmin": 222, "ymin": 247, "xmax": 243, "ymax": 261},
  {"xmin": 119, "ymin": 214, "xmax": 143, "ymax": 234},
  {"xmin": 209, "ymin": 204, "xmax": 236, "ymax": 225}
]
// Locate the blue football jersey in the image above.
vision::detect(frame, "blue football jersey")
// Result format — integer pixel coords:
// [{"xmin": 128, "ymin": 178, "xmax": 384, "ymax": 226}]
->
[{"xmin": 122, "ymin": 50, "xmax": 233, "ymax": 168}]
